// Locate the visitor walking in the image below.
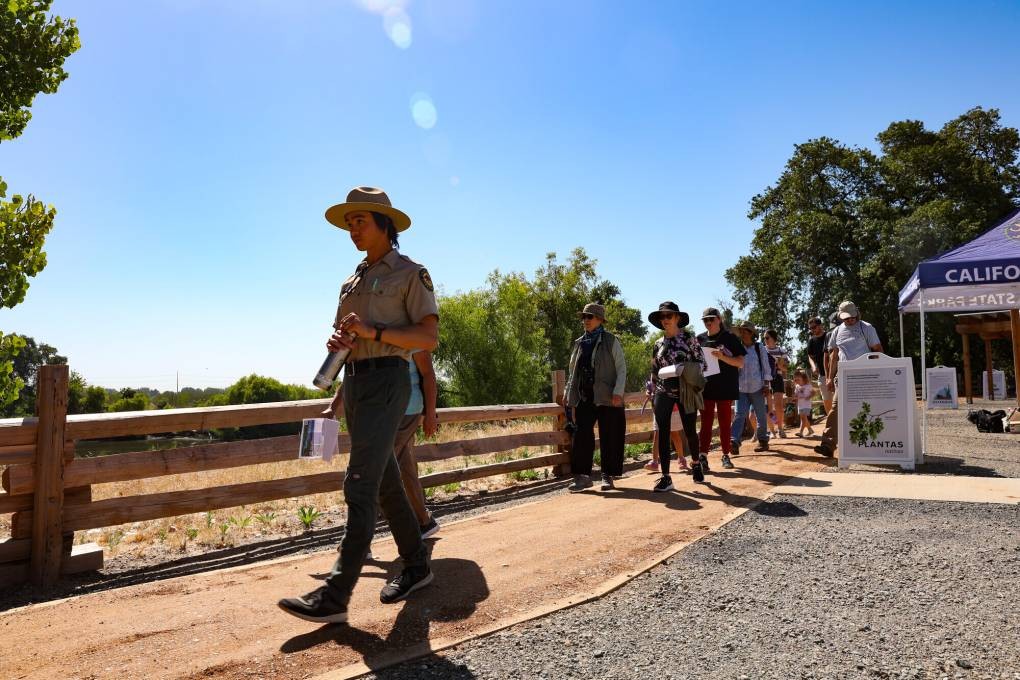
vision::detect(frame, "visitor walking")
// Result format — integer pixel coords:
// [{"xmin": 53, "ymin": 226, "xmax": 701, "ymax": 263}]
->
[
  {"xmin": 696, "ymin": 307, "xmax": 745, "ymax": 470},
  {"xmin": 729, "ymin": 321, "xmax": 772, "ymax": 455},
  {"xmin": 762, "ymin": 329, "xmax": 790, "ymax": 438},
  {"xmin": 792, "ymin": 369, "xmax": 815, "ymax": 437},
  {"xmin": 806, "ymin": 316, "xmax": 832, "ymax": 414},
  {"xmin": 647, "ymin": 302, "xmax": 706, "ymax": 489},
  {"xmin": 814, "ymin": 301, "xmax": 883, "ymax": 457},
  {"xmin": 563, "ymin": 303, "xmax": 627, "ymax": 492}
]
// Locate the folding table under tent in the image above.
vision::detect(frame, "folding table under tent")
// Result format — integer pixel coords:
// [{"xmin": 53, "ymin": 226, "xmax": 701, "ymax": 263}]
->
[{"xmin": 897, "ymin": 206, "xmax": 1020, "ymax": 456}]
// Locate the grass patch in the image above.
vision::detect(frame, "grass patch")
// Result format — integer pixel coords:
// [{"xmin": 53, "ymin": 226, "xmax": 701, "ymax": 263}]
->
[{"xmin": 624, "ymin": 442, "xmax": 652, "ymax": 460}]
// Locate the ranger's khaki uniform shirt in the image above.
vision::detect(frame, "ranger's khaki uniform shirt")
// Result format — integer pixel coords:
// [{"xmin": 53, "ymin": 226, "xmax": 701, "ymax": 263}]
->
[{"xmin": 334, "ymin": 249, "xmax": 438, "ymax": 361}]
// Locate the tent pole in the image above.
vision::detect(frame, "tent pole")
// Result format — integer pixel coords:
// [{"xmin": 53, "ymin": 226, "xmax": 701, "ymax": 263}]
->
[
  {"xmin": 1010, "ymin": 310, "xmax": 1020, "ymax": 410},
  {"xmin": 920, "ymin": 291, "xmax": 927, "ymax": 460},
  {"xmin": 899, "ymin": 312, "xmax": 905, "ymax": 358}
]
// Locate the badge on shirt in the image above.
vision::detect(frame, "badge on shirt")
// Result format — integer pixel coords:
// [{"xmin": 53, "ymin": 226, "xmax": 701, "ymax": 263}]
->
[{"xmin": 418, "ymin": 268, "xmax": 434, "ymax": 292}]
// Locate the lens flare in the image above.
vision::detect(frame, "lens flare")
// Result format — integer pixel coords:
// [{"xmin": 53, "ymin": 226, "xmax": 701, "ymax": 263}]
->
[
  {"xmin": 410, "ymin": 93, "xmax": 437, "ymax": 129},
  {"xmin": 383, "ymin": 8, "xmax": 412, "ymax": 49}
]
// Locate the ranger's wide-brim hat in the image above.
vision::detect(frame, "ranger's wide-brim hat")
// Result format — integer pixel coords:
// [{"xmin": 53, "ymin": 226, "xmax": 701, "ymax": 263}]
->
[
  {"xmin": 325, "ymin": 186, "xmax": 411, "ymax": 232},
  {"xmin": 648, "ymin": 301, "xmax": 689, "ymax": 330}
]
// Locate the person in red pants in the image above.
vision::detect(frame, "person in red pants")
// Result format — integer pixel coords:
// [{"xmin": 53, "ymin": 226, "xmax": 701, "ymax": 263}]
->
[{"xmin": 696, "ymin": 308, "xmax": 746, "ymax": 469}]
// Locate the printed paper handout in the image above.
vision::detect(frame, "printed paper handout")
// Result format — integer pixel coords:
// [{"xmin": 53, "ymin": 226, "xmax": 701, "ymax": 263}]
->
[{"xmin": 298, "ymin": 418, "xmax": 340, "ymax": 462}]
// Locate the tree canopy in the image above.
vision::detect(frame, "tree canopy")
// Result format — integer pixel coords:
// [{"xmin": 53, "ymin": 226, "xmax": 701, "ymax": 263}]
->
[
  {"xmin": 1, "ymin": 1, "xmax": 80, "ymax": 405},
  {"xmin": 435, "ymin": 248, "xmax": 647, "ymax": 406},
  {"xmin": 726, "ymin": 107, "xmax": 1020, "ymax": 372},
  {"xmin": 0, "ymin": 1, "xmax": 80, "ymax": 141}
]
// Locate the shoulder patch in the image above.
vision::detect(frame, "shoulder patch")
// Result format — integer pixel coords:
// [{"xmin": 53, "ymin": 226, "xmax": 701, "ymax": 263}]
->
[{"xmin": 418, "ymin": 268, "xmax": 434, "ymax": 292}]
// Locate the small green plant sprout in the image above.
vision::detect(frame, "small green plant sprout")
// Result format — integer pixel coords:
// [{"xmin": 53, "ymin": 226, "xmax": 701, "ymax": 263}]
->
[
  {"xmin": 229, "ymin": 515, "xmax": 253, "ymax": 531},
  {"xmin": 424, "ymin": 486, "xmax": 437, "ymax": 500},
  {"xmin": 106, "ymin": 529, "xmax": 124, "ymax": 553},
  {"xmin": 297, "ymin": 506, "xmax": 321, "ymax": 530},
  {"xmin": 204, "ymin": 511, "xmax": 215, "ymax": 528},
  {"xmin": 186, "ymin": 527, "xmax": 199, "ymax": 542},
  {"xmin": 156, "ymin": 527, "xmax": 169, "ymax": 543},
  {"xmin": 849, "ymin": 402, "xmax": 893, "ymax": 445},
  {"xmin": 218, "ymin": 522, "xmax": 231, "ymax": 541},
  {"xmin": 255, "ymin": 511, "xmax": 276, "ymax": 528},
  {"xmin": 510, "ymin": 468, "xmax": 540, "ymax": 482},
  {"xmin": 441, "ymin": 481, "xmax": 461, "ymax": 494}
]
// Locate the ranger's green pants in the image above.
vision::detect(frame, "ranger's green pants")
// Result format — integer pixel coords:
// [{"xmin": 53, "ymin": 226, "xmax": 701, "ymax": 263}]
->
[{"xmin": 325, "ymin": 364, "xmax": 428, "ymax": 604}]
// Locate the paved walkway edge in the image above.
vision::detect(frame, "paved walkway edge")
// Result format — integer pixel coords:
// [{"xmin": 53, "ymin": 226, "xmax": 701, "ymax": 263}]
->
[
  {"xmin": 310, "ymin": 504, "xmax": 754, "ymax": 680},
  {"xmin": 772, "ymin": 472, "xmax": 1020, "ymax": 504}
]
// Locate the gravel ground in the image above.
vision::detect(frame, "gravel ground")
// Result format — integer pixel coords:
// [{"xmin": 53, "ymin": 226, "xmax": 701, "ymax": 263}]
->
[
  {"xmin": 372, "ymin": 495, "xmax": 1020, "ymax": 680},
  {"xmin": 831, "ymin": 399, "xmax": 1020, "ymax": 478}
]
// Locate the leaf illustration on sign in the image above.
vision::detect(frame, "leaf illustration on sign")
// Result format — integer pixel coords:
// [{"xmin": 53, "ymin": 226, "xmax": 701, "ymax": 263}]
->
[{"xmin": 848, "ymin": 402, "xmax": 892, "ymax": 445}]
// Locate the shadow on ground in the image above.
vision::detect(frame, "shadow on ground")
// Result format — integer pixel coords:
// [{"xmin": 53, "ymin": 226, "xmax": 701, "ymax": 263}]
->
[{"xmin": 280, "ymin": 557, "xmax": 488, "ymax": 677}]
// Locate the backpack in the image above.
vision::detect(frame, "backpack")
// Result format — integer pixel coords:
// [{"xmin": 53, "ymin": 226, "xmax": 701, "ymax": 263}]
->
[
  {"xmin": 967, "ymin": 409, "xmax": 1007, "ymax": 433},
  {"xmin": 754, "ymin": 342, "xmax": 778, "ymax": 381}
]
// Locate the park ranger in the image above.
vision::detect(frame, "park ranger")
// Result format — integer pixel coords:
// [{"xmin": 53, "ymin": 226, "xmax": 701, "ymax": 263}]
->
[{"xmin": 279, "ymin": 187, "xmax": 439, "ymax": 624}]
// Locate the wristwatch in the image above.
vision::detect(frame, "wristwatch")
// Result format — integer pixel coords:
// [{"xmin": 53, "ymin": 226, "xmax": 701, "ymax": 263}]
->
[{"xmin": 374, "ymin": 323, "xmax": 386, "ymax": 342}]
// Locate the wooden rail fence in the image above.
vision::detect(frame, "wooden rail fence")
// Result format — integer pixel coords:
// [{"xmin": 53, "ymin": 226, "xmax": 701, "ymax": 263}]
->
[{"xmin": 0, "ymin": 367, "xmax": 661, "ymax": 588}]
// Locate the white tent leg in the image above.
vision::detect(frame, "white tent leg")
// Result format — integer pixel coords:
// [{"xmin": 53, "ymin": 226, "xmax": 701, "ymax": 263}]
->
[
  {"xmin": 899, "ymin": 312, "xmax": 905, "ymax": 358},
  {"xmin": 920, "ymin": 291, "xmax": 927, "ymax": 460}
]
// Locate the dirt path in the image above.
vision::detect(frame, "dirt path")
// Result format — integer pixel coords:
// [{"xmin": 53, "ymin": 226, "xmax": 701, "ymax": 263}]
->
[{"xmin": 0, "ymin": 445, "xmax": 830, "ymax": 680}]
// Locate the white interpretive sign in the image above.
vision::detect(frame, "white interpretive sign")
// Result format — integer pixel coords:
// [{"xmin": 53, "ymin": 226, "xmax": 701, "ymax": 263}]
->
[
  {"xmin": 838, "ymin": 353, "xmax": 917, "ymax": 470},
  {"xmin": 925, "ymin": 366, "xmax": 958, "ymax": 410},
  {"xmin": 982, "ymin": 370, "xmax": 1006, "ymax": 400},
  {"xmin": 298, "ymin": 418, "xmax": 340, "ymax": 462}
]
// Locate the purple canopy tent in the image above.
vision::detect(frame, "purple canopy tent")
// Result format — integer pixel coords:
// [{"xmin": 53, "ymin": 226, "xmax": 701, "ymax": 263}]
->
[{"xmin": 897, "ymin": 207, "xmax": 1020, "ymax": 455}]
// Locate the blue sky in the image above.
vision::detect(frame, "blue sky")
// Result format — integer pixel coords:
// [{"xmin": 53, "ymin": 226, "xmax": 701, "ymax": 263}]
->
[{"xmin": 1, "ymin": 0, "xmax": 1019, "ymax": 390}]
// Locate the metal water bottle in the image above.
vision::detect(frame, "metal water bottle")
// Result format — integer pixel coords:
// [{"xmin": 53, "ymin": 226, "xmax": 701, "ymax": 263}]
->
[{"xmin": 312, "ymin": 333, "xmax": 354, "ymax": 390}]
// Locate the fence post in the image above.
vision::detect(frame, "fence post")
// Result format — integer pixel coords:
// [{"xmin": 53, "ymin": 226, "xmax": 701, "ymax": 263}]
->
[
  {"xmin": 30, "ymin": 364, "xmax": 69, "ymax": 587},
  {"xmin": 551, "ymin": 369, "xmax": 570, "ymax": 477}
]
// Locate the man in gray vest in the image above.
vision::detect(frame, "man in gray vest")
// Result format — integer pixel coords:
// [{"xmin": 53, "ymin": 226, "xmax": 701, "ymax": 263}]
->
[{"xmin": 563, "ymin": 303, "xmax": 627, "ymax": 491}]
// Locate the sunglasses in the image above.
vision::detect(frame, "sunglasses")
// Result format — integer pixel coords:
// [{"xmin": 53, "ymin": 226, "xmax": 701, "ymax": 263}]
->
[
  {"xmin": 659, "ymin": 313, "xmax": 677, "ymax": 320},
  {"xmin": 581, "ymin": 314, "xmax": 596, "ymax": 320}
]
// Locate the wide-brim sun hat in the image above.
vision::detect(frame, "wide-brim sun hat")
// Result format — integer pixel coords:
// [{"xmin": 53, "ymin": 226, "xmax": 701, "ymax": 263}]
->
[
  {"xmin": 325, "ymin": 186, "xmax": 411, "ymax": 232},
  {"xmin": 578, "ymin": 302, "xmax": 606, "ymax": 320},
  {"xmin": 648, "ymin": 301, "xmax": 689, "ymax": 330},
  {"xmin": 736, "ymin": 320, "xmax": 757, "ymax": 336}
]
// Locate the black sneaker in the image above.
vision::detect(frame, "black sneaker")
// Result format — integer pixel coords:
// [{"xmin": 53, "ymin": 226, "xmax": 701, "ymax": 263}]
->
[
  {"xmin": 691, "ymin": 462, "xmax": 705, "ymax": 483},
  {"xmin": 380, "ymin": 566, "xmax": 434, "ymax": 604},
  {"xmin": 730, "ymin": 441, "xmax": 740, "ymax": 456},
  {"xmin": 721, "ymin": 454, "xmax": 734, "ymax": 469},
  {"xmin": 278, "ymin": 586, "xmax": 348, "ymax": 624},
  {"xmin": 813, "ymin": 444, "xmax": 834, "ymax": 457},
  {"xmin": 568, "ymin": 475, "xmax": 593, "ymax": 492},
  {"xmin": 421, "ymin": 517, "xmax": 440, "ymax": 539},
  {"xmin": 600, "ymin": 474, "xmax": 615, "ymax": 491},
  {"xmin": 653, "ymin": 475, "xmax": 674, "ymax": 492},
  {"xmin": 753, "ymin": 441, "xmax": 769, "ymax": 452},
  {"xmin": 699, "ymin": 453, "xmax": 710, "ymax": 473}
]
